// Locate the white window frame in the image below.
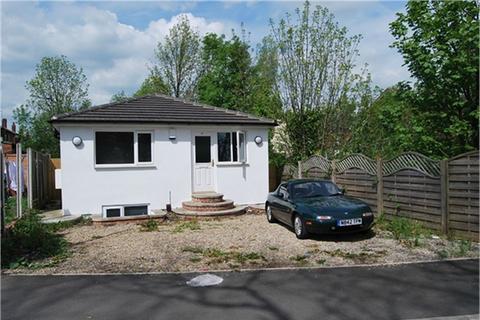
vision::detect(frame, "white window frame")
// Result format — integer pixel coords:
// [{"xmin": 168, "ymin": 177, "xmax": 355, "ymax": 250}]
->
[
  {"xmin": 102, "ymin": 204, "xmax": 149, "ymax": 218},
  {"xmin": 217, "ymin": 131, "xmax": 247, "ymax": 164},
  {"xmin": 94, "ymin": 130, "xmax": 154, "ymax": 168}
]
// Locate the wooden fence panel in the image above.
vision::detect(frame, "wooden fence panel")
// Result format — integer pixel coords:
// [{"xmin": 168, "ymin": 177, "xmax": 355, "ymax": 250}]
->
[
  {"xmin": 335, "ymin": 168, "xmax": 378, "ymax": 213},
  {"xmin": 447, "ymin": 151, "xmax": 479, "ymax": 240},
  {"xmin": 383, "ymin": 169, "xmax": 442, "ymax": 230}
]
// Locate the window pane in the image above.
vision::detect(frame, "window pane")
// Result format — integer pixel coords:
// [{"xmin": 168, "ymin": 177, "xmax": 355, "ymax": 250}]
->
[
  {"xmin": 232, "ymin": 132, "xmax": 238, "ymax": 162},
  {"xmin": 124, "ymin": 205, "xmax": 148, "ymax": 216},
  {"xmin": 195, "ymin": 136, "xmax": 211, "ymax": 163},
  {"xmin": 96, "ymin": 132, "xmax": 134, "ymax": 164},
  {"xmin": 138, "ymin": 133, "xmax": 152, "ymax": 163},
  {"xmin": 217, "ymin": 132, "xmax": 231, "ymax": 162},
  {"xmin": 106, "ymin": 208, "xmax": 121, "ymax": 217},
  {"xmin": 239, "ymin": 132, "xmax": 245, "ymax": 162}
]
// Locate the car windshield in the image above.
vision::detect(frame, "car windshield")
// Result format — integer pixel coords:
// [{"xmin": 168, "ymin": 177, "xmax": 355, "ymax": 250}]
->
[{"xmin": 290, "ymin": 181, "xmax": 341, "ymax": 198}]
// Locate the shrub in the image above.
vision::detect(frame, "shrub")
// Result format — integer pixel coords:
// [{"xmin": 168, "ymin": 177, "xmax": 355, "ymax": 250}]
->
[{"xmin": 1, "ymin": 210, "xmax": 69, "ymax": 268}]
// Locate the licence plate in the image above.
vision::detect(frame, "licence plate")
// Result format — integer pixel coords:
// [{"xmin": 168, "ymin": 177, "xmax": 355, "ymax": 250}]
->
[{"xmin": 337, "ymin": 218, "xmax": 362, "ymax": 227}]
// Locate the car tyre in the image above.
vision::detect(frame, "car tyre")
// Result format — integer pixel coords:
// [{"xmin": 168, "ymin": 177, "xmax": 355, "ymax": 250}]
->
[
  {"xmin": 293, "ymin": 214, "xmax": 308, "ymax": 239},
  {"xmin": 266, "ymin": 205, "xmax": 277, "ymax": 223}
]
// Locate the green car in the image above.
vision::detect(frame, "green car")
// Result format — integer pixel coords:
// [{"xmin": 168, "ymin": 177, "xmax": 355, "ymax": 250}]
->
[{"xmin": 265, "ymin": 179, "xmax": 374, "ymax": 239}]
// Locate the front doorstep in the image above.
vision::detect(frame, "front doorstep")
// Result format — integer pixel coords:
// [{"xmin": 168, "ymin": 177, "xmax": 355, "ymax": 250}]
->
[{"xmin": 91, "ymin": 211, "xmax": 167, "ymax": 225}]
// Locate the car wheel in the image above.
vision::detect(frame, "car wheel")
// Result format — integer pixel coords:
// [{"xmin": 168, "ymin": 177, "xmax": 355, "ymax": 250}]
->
[
  {"xmin": 266, "ymin": 205, "xmax": 277, "ymax": 223},
  {"xmin": 294, "ymin": 214, "xmax": 308, "ymax": 239}
]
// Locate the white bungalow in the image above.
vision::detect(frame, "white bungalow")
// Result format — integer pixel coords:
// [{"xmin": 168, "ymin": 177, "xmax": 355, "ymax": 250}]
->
[{"xmin": 51, "ymin": 95, "xmax": 275, "ymax": 219}]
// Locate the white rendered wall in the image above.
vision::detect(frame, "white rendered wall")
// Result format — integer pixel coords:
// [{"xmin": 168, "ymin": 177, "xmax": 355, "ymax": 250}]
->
[{"xmin": 58, "ymin": 124, "xmax": 269, "ymax": 216}]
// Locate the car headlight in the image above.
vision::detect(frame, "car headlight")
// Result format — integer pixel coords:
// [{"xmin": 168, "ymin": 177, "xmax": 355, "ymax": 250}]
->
[
  {"xmin": 316, "ymin": 215, "xmax": 332, "ymax": 221},
  {"xmin": 362, "ymin": 212, "xmax": 373, "ymax": 217}
]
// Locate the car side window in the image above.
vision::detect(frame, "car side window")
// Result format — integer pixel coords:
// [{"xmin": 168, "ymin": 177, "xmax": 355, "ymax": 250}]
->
[{"xmin": 278, "ymin": 186, "xmax": 289, "ymax": 200}]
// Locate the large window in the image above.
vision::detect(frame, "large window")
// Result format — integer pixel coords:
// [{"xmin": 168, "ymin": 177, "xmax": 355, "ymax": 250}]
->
[
  {"xmin": 217, "ymin": 131, "xmax": 246, "ymax": 163},
  {"xmin": 95, "ymin": 131, "xmax": 153, "ymax": 166}
]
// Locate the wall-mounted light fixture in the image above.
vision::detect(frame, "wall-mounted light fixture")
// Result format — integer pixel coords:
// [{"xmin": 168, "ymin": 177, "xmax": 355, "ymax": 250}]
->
[
  {"xmin": 254, "ymin": 136, "xmax": 263, "ymax": 145},
  {"xmin": 169, "ymin": 128, "xmax": 176, "ymax": 140},
  {"xmin": 72, "ymin": 136, "xmax": 83, "ymax": 146}
]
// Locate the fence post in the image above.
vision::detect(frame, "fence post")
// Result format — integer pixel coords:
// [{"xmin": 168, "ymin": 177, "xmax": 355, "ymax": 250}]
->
[
  {"xmin": 297, "ymin": 161, "xmax": 302, "ymax": 179},
  {"xmin": 16, "ymin": 143, "xmax": 22, "ymax": 218},
  {"xmin": 27, "ymin": 148, "xmax": 33, "ymax": 209},
  {"xmin": 376, "ymin": 158, "xmax": 383, "ymax": 215},
  {"xmin": 331, "ymin": 160, "xmax": 336, "ymax": 183},
  {"xmin": 440, "ymin": 159, "xmax": 449, "ymax": 235}
]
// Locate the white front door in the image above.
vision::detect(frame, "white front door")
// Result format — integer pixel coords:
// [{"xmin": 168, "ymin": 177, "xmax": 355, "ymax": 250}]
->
[{"xmin": 193, "ymin": 133, "xmax": 215, "ymax": 192}]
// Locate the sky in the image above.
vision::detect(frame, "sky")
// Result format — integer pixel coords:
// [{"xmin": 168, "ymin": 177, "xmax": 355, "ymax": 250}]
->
[{"xmin": 0, "ymin": 1, "xmax": 410, "ymax": 124}]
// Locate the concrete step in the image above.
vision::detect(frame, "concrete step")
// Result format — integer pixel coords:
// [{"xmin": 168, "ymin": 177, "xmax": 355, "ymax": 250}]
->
[
  {"xmin": 191, "ymin": 192, "xmax": 224, "ymax": 203},
  {"xmin": 174, "ymin": 205, "xmax": 247, "ymax": 217},
  {"xmin": 182, "ymin": 199, "xmax": 234, "ymax": 212}
]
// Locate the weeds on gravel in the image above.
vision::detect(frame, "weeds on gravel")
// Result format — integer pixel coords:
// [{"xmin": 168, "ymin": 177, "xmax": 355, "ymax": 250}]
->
[
  {"xmin": 376, "ymin": 214, "xmax": 431, "ymax": 247},
  {"xmin": 183, "ymin": 246, "xmax": 265, "ymax": 265},
  {"xmin": 268, "ymin": 246, "xmax": 279, "ymax": 251},
  {"xmin": 140, "ymin": 219, "xmax": 159, "ymax": 232},
  {"xmin": 173, "ymin": 220, "xmax": 201, "ymax": 233},
  {"xmin": 437, "ymin": 240, "xmax": 474, "ymax": 259},
  {"xmin": 1, "ymin": 210, "xmax": 70, "ymax": 269},
  {"xmin": 323, "ymin": 249, "xmax": 387, "ymax": 264},
  {"xmin": 290, "ymin": 254, "xmax": 308, "ymax": 265}
]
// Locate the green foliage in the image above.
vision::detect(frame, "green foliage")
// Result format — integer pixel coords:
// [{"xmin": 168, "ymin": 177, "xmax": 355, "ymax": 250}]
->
[
  {"xmin": 389, "ymin": 0, "xmax": 479, "ymax": 157},
  {"xmin": 133, "ymin": 72, "xmax": 169, "ymax": 97},
  {"xmin": 154, "ymin": 15, "xmax": 202, "ymax": 98},
  {"xmin": 110, "ymin": 90, "xmax": 129, "ymax": 103},
  {"xmin": 2, "ymin": 210, "xmax": 69, "ymax": 268},
  {"xmin": 140, "ymin": 219, "xmax": 159, "ymax": 232},
  {"xmin": 198, "ymin": 32, "xmax": 254, "ymax": 112},
  {"xmin": 437, "ymin": 240, "xmax": 474, "ymax": 259},
  {"xmin": 14, "ymin": 55, "xmax": 90, "ymax": 156},
  {"xmin": 376, "ymin": 214, "xmax": 431, "ymax": 247}
]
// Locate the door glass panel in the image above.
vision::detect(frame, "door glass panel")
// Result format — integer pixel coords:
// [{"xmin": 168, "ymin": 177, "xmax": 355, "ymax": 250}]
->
[{"xmin": 195, "ymin": 136, "xmax": 211, "ymax": 163}]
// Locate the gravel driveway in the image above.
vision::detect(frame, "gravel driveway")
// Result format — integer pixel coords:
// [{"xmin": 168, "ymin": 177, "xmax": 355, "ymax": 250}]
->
[{"xmin": 5, "ymin": 210, "xmax": 479, "ymax": 274}]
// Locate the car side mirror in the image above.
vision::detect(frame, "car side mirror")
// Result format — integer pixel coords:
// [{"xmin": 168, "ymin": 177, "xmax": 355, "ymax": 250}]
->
[{"xmin": 277, "ymin": 193, "xmax": 284, "ymax": 199}]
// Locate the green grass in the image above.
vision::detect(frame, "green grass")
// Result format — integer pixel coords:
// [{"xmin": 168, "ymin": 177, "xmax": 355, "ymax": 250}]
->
[
  {"xmin": 323, "ymin": 249, "xmax": 387, "ymax": 263},
  {"xmin": 268, "ymin": 246, "xmax": 279, "ymax": 251},
  {"xmin": 140, "ymin": 219, "xmax": 159, "ymax": 232},
  {"xmin": 172, "ymin": 220, "xmax": 201, "ymax": 233},
  {"xmin": 1, "ymin": 209, "xmax": 70, "ymax": 269}
]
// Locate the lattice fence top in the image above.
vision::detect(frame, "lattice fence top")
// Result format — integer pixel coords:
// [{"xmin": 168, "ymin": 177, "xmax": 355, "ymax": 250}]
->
[
  {"xmin": 335, "ymin": 154, "xmax": 377, "ymax": 176},
  {"xmin": 282, "ymin": 164, "xmax": 299, "ymax": 179},
  {"xmin": 383, "ymin": 152, "xmax": 440, "ymax": 177},
  {"xmin": 302, "ymin": 155, "xmax": 331, "ymax": 173}
]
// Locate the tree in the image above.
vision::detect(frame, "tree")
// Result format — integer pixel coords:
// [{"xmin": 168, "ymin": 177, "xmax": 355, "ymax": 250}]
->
[
  {"xmin": 269, "ymin": 1, "xmax": 367, "ymax": 161},
  {"xmin": 133, "ymin": 70, "xmax": 169, "ymax": 97},
  {"xmin": 390, "ymin": 0, "xmax": 479, "ymax": 157},
  {"xmin": 153, "ymin": 15, "xmax": 202, "ymax": 98},
  {"xmin": 197, "ymin": 32, "xmax": 254, "ymax": 112},
  {"xmin": 110, "ymin": 90, "xmax": 129, "ymax": 103},
  {"xmin": 14, "ymin": 55, "xmax": 90, "ymax": 156}
]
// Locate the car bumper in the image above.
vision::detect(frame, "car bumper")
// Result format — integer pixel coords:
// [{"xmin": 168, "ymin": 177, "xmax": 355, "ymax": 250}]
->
[{"xmin": 305, "ymin": 216, "xmax": 374, "ymax": 234}]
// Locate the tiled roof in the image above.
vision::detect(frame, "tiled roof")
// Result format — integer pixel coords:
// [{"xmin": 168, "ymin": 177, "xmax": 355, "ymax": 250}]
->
[{"xmin": 51, "ymin": 95, "xmax": 276, "ymax": 126}]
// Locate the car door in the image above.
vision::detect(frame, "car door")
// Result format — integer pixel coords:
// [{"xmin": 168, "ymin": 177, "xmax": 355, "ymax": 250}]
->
[
  {"xmin": 275, "ymin": 185, "xmax": 293, "ymax": 224},
  {"xmin": 269, "ymin": 184, "xmax": 286, "ymax": 221}
]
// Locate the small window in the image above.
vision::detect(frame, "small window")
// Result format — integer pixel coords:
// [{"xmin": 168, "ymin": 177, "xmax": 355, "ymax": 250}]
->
[
  {"xmin": 138, "ymin": 133, "xmax": 152, "ymax": 163},
  {"xmin": 124, "ymin": 205, "xmax": 148, "ymax": 216},
  {"xmin": 105, "ymin": 208, "xmax": 121, "ymax": 218},
  {"xmin": 103, "ymin": 205, "xmax": 149, "ymax": 218},
  {"xmin": 217, "ymin": 131, "xmax": 246, "ymax": 162}
]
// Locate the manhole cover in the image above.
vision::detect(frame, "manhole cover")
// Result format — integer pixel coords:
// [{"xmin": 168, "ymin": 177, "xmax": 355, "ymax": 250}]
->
[{"xmin": 186, "ymin": 274, "xmax": 223, "ymax": 287}]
